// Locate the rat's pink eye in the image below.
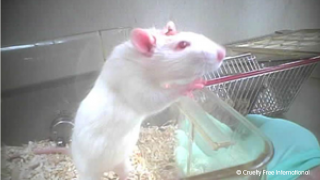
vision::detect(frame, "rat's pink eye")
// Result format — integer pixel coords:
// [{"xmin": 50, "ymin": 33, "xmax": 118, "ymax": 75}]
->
[{"xmin": 176, "ymin": 41, "xmax": 190, "ymax": 50}]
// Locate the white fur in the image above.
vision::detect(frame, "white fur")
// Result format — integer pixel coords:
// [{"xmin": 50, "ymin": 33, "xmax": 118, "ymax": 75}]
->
[{"xmin": 71, "ymin": 26, "xmax": 225, "ymax": 180}]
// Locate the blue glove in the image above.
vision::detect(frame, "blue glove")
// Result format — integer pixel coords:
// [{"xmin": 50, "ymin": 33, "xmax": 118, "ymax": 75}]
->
[{"xmin": 246, "ymin": 114, "xmax": 320, "ymax": 180}]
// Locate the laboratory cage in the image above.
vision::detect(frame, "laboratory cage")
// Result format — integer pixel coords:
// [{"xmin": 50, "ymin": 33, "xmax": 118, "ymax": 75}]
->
[
  {"xmin": 2, "ymin": 29, "xmax": 320, "ymax": 180},
  {"xmin": 2, "ymin": 88, "xmax": 274, "ymax": 180}
]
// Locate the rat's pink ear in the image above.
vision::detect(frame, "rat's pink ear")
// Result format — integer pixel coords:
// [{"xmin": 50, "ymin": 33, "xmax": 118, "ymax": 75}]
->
[
  {"xmin": 164, "ymin": 21, "xmax": 177, "ymax": 35},
  {"xmin": 130, "ymin": 28, "xmax": 155, "ymax": 56},
  {"xmin": 166, "ymin": 21, "xmax": 176, "ymax": 32}
]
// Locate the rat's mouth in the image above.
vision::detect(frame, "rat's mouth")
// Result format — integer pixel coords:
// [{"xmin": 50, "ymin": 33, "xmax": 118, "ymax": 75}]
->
[{"xmin": 205, "ymin": 60, "xmax": 223, "ymax": 74}]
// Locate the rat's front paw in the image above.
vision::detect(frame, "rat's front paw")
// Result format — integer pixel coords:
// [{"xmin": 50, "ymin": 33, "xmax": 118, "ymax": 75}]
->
[
  {"xmin": 183, "ymin": 78, "xmax": 206, "ymax": 98},
  {"xmin": 187, "ymin": 78, "xmax": 206, "ymax": 90},
  {"xmin": 162, "ymin": 78, "xmax": 206, "ymax": 98}
]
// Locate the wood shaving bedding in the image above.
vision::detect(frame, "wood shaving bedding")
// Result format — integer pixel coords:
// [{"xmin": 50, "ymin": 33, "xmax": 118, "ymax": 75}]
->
[{"xmin": 1, "ymin": 125, "xmax": 179, "ymax": 180}]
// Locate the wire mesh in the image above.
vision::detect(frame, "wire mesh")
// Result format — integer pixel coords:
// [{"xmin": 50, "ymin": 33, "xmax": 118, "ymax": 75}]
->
[
  {"xmin": 204, "ymin": 53, "xmax": 319, "ymax": 116},
  {"xmin": 205, "ymin": 29, "xmax": 320, "ymax": 116},
  {"xmin": 206, "ymin": 75, "xmax": 265, "ymax": 115},
  {"xmin": 204, "ymin": 54, "xmax": 265, "ymax": 115},
  {"xmin": 226, "ymin": 29, "xmax": 320, "ymax": 57},
  {"xmin": 251, "ymin": 63, "xmax": 318, "ymax": 115},
  {"xmin": 204, "ymin": 53, "xmax": 261, "ymax": 79}
]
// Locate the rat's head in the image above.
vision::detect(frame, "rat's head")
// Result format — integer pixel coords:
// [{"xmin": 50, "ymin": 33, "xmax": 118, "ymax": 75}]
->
[{"xmin": 128, "ymin": 21, "xmax": 225, "ymax": 83}]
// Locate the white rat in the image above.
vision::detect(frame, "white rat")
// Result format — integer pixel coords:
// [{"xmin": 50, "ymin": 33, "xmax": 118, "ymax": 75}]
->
[{"xmin": 33, "ymin": 21, "xmax": 225, "ymax": 180}]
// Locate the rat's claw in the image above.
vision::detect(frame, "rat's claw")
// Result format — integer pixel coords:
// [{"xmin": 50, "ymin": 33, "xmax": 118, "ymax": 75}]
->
[
  {"xmin": 182, "ymin": 78, "xmax": 206, "ymax": 99},
  {"xmin": 187, "ymin": 78, "xmax": 206, "ymax": 91},
  {"xmin": 189, "ymin": 83, "xmax": 204, "ymax": 90},
  {"xmin": 194, "ymin": 78, "xmax": 207, "ymax": 85},
  {"xmin": 186, "ymin": 92, "xmax": 195, "ymax": 99},
  {"xmin": 164, "ymin": 78, "xmax": 206, "ymax": 99}
]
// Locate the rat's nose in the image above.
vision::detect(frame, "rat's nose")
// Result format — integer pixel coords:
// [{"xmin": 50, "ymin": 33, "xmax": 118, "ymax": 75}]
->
[{"xmin": 217, "ymin": 48, "xmax": 226, "ymax": 62}]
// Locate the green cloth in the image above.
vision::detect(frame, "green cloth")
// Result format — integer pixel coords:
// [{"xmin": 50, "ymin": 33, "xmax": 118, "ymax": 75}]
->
[
  {"xmin": 175, "ymin": 114, "xmax": 320, "ymax": 179},
  {"xmin": 246, "ymin": 114, "xmax": 320, "ymax": 180}
]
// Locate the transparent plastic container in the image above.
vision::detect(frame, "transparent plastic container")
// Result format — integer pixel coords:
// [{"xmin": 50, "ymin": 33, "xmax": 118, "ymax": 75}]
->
[{"xmin": 171, "ymin": 88, "xmax": 274, "ymax": 180}]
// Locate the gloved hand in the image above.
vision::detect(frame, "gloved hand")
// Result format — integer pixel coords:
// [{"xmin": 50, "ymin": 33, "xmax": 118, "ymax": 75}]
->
[{"xmin": 246, "ymin": 114, "xmax": 320, "ymax": 180}]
